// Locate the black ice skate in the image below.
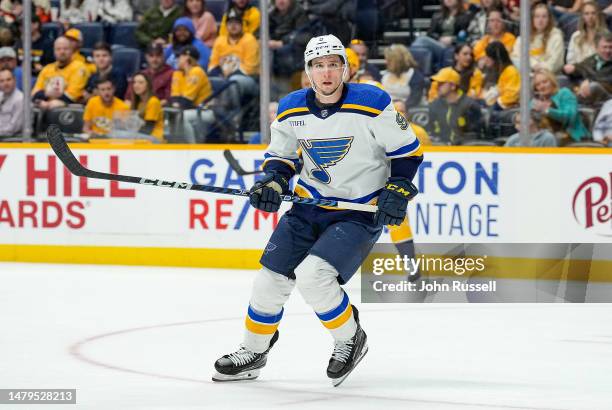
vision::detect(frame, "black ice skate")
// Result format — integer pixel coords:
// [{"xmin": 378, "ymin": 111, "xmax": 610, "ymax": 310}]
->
[
  {"xmin": 326, "ymin": 305, "xmax": 368, "ymax": 387},
  {"xmin": 212, "ymin": 330, "xmax": 279, "ymax": 382}
]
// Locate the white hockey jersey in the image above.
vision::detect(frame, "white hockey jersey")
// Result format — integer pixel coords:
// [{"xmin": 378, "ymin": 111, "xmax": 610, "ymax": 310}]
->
[{"xmin": 263, "ymin": 83, "xmax": 423, "ymax": 205}]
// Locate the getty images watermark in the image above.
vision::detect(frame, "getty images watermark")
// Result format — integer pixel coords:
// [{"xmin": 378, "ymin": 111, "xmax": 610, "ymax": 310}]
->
[
  {"xmin": 369, "ymin": 253, "xmax": 494, "ymax": 293},
  {"xmin": 360, "ymin": 243, "xmax": 612, "ymax": 303}
]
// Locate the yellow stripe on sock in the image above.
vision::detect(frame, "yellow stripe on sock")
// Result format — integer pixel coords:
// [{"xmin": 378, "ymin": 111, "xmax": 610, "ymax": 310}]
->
[
  {"xmin": 245, "ymin": 316, "xmax": 279, "ymax": 335},
  {"xmin": 321, "ymin": 304, "xmax": 353, "ymax": 329}
]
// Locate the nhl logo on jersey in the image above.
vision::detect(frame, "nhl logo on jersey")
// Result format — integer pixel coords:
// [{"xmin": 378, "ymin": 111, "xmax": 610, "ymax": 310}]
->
[
  {"xmin": 396, "ymin": 112, "xmax": 409, "ymax": 130},
  {"xmin": 321, "ymin": 109, "xmax": 329, "ymax": 118},
  {"xmin": 299, "ymin": 137, "xmax": 354, "ymax": 184}
]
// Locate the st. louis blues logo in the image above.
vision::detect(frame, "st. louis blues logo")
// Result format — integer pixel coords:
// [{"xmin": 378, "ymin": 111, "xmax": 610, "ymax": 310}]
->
[{"xmin": 299, "ymin": 137, "xmax": 354, "ymax": 184}]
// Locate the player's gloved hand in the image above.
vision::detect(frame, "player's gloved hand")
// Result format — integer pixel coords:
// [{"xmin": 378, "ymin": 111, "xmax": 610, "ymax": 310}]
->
[
  {"xmin": 249, "ymin": 172, "xmax": 289, "ymax": 213},
  {"xmin": 374, "ymin": 177, "xmax": 418, "ymax": 226}
]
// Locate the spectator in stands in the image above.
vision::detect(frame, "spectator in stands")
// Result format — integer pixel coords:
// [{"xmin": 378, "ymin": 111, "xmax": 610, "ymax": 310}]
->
[
  {"xmin": 473, "ymin": 10, "xmax": 516, "ymax": 66},
  {"xmin": 219, "ymin": 0, "xmax": 260, "ymax": 37},
  {"xmin": 511, "ymin": 2, "xmax": 565, "ymax": 73},
  {"xmin": 505, "ymin": 110, "xmax": 557, "ymax": 146},
  {"xmin": 126, "ymin": 43, "xmax": 173, "ymax": 105},
  {"xmin": 135, "ymin": 0, "xmax": 183, "ymax": 49},
  {"xmin": 183, "ymin": 0, "xmax": 217, "ymax": 48},
  {"xmin": 59, "ymin": 0, "xmax": 98, "ymax": 25},
  {"xmin": 129, "ymin": 72, "xmax": 164, "ymax": 141},
  {"xmin": 482, "ymin": 41, "xmax": 520, "ymax": 109},
  {"xmin": 208, "ymin": 7, "xmax": 259, "ymax": 101},
  {"xmin": 0, "ymin": 26, "xmax": 15, "ymax": 48},
  {"xmin": 592, "ymin": 98, "xmax": 612, "ymax": 145},
  {"xmin": 0, "ymin": 0, "xmax": 25, "ymax": 24},
  {"xmin": 32, "ymin": 36, "xmax": 90, "ymax": 108},
  {"xmin": 428, "ymin": 67, "xmax": 483, "ymax": 144},
  {"xmin": 0, "ymin": 68, "xmax": 23, "ymax": 137},
  {"xmin": 429, "ymin": 43, "xmax": 483, "ymax": 102},
  {"xmin": 84, "ymin": 42, "xmax": 127, "ymax": 100},
  {"xmin": 0, "ymin": 47, "xmax": 24, "ymax": 92},
  {"xmin": 170, "ymin": 45, "xmax": 212, "ymax": 142},
  {"xmin": 83, "ymin": 76, "xmax": 129, "ymax": 136},
  {"xmin": 15, "ymin": 15, "xmax": 53, "ymax": 77},
  {"xmin": 467, "ymin": 0, "xmax": 503, "ymax": 44},
  {"xmin": 132, "ymin": 0, "xmax": 157, "ymax": 19},
  {"xmin": 564, "ymin": 31, "xmax": 612, "ymax": 105},
  {"xmin": 349, "ymin": 39, "xmax": 381, "ymax": 82},
  {"xmin": 551, "ymin": 0, "xmax": 584, "ymax": 25},
  {"xmin": 346, "ymin": 48, "xmax": 384, "ymax": 89},
  {"xmin": 381, "ymin": 44, "xmax": 425, "ymax": 108},
  {"xmin": 566, "ymin": 1, "xmax": 609, "ymax": 64},
  {"xmin": 531, "ymin": 68, "xmax": 589, "ymax": 142},
  {"xmin": 269, "ymin": 0, "xmax": 310, "ymax": 78},
  {"xmin": 165, "ymin": 17, "xmax": 211, "ymax": 70},
  {"xmin": 302, "ymin": 0, "xmax": 357, "ymax": 46},
  {"xmin": 411, "ymin": 0, "xmax": 472, "ymax": 71},
  {"xmin": 98, "ymin": 0, "xmax": 134, "ymax": 23},
  {"xmin": 502, "ymin": 0, "xmax": 520, "ymax": 23},
  {"xmin": 64, "ymin": 28, "xmax": 96, "ymax": 75}
]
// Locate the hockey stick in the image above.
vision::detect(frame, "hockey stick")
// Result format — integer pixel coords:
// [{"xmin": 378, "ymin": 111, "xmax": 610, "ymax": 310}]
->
[
  {"xmin": 46, "ymin": 125, "xmax": 378, "ymax": 213},
  {"xmin": 223, "ymin": 149, "xmax": 263, "ymax": 175}
]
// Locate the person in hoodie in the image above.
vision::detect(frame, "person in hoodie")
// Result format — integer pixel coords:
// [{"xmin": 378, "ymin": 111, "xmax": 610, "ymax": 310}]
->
[{"xmin": 165, "ymin": 17, "xmax": 211, "ymax": 70}]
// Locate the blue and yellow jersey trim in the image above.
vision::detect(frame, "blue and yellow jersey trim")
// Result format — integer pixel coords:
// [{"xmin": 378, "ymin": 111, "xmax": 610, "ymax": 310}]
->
[
  {"xmin": 245, "ymin": 305, "xmax": 284, "ymax": 335},
  {"xmin": 276, "ymin": 107, "xmax": 310, "ymax": 122},
  {"xmin": 276, "ymin": 89, "xmax": 309, "ymax": 123},
  {"xmin": 386, "ymin": 139, "xmax": 423, "ymax": 159},
  {"xmin": 338, "ymin": 103, "xmax": 382, "ymax": 117},
  {"xmin": 316, "ymin": 291, "xmax": 353, "ymax": 329}
]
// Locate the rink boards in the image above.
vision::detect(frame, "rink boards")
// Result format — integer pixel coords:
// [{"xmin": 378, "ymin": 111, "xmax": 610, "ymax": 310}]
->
[{"xmin": 0, "ymin": 144, "xmax": 611, "ymax": 272}]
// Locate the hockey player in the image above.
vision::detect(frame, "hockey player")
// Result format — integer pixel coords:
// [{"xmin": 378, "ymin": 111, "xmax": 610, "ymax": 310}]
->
[{"xmin": 212, "ymin": 35, "xmax": 423, "ymax": 386}]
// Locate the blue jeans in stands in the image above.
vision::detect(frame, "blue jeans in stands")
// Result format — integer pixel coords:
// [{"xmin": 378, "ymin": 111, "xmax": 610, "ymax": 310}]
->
[{"xmin": 411, "ymin": 36, "xmax": 454, "ymax": 71}]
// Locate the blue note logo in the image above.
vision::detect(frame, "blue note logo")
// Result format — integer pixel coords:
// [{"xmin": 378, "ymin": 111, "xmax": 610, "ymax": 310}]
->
[{"xmin": 299, "ymin": 137, "xmax": 354, "ymax": 184}]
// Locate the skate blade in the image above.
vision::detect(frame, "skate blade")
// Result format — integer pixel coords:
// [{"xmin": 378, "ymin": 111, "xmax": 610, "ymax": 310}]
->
[
  {"xmin": 331, "ymin": 344, "xmax": 369, "ymax": 387},
  {"xmin": 212, "ymin": 369, "xmax": 260, "ymax": 382}
]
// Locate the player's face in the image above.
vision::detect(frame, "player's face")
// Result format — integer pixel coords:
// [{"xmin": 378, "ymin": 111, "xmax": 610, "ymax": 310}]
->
[
  {"xmin": 93, "ymin": 50, "xmax": 111, "ymax": 71},
  {"xmin": 309, "ymin": 55, "xmax": 344, "ymax": 96},
  {"xmin": 0, "ymin": 70, "xmax": 15, "ymax": 94}
]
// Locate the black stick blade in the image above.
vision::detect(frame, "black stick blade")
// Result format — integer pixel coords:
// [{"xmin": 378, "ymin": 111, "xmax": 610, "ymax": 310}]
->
[
  {"xmin": 223, "ymin": 149, "xmax": 247, "ymax": 176},
  {"xmin": 46, "ymin": 125, "xmax": 87, "ymax": 177}
]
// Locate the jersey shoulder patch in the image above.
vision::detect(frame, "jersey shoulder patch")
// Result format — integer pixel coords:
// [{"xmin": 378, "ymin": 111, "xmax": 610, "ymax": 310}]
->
[{"xmin": 276, "ymin": 89, "xmax": 309, "ymax": 122}]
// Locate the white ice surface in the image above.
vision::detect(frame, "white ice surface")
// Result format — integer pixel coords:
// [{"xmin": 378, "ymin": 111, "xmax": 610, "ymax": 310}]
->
[{"xmin": 1, "ymin": 262, "xmax": 611, "ymax": 410}]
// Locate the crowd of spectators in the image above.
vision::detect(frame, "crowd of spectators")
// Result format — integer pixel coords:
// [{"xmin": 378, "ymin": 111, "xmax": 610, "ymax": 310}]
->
[{"xmin": 0, "ymin": 0, "xmax": 609, "ymax": 146}]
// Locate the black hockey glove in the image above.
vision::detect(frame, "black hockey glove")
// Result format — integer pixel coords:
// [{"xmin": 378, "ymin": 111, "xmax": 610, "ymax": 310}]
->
[
  {"xmin": 374, "ymin": 177, "xmax": 418, "ymax": 226},
  {"xmin": 249, "ymin": 172, "xmax": 289, "ymax": 213}
]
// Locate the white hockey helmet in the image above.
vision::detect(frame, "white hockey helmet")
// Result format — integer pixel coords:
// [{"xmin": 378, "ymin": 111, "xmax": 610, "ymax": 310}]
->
[{"xmin": 304, "ymin": 35, "xmax": 349, "ymax": 93}]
